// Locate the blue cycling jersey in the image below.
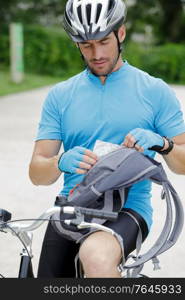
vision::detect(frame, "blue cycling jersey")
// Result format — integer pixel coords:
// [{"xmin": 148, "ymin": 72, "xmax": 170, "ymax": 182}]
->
[{"xmin": 36, "ymin": 61, "xmax": 185, "ymax": 230}]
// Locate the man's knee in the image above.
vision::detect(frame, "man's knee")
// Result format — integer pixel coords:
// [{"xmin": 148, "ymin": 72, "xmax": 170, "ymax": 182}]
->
[{"xmin": 79, "ymin": 231, "xmax": 122, "ymax": 277}]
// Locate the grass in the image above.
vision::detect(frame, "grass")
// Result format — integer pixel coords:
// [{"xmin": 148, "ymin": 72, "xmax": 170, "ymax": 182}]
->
[
  {"xmin": 1, "ymin": 67, "xmax": 184, "ymax": 98},
  {"xmin": 0, "ymin": 69, "xmax": 66, "ymax": 96}
]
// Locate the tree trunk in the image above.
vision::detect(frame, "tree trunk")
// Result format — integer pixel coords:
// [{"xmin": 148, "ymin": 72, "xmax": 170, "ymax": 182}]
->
[{"xmin": 158, "ymin": 0, "xmax": 183, "ymax": 43}]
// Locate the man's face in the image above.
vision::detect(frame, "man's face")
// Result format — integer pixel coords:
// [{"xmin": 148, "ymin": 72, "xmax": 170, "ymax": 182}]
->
[{"xmin": 78, "ymin": 28, "xmax": 125, "ymax": 76}]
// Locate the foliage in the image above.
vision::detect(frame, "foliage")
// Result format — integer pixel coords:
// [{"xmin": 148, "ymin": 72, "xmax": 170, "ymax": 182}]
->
[
  {"xmin": 125, "ymin": 0, "xmax": 185, "ymax": 44},
  {"xmin": 0, "ymin": 0, "xmax": 67, "ymax": 27},
  {"xmin": 1, "ymin": 23, "xmax": 185, "ymax": 84},
  {"xmin": 124, "ymin": 42, "xmax": 185, "ymax": 83},
  {"xmin": 23, "ymin": 25, "xmax": 83, "ymax": 77},
  {"xmin": 0, "ymin": 25, "xmax": 9, "ymax": 66},
  {"xmin": 1, "ymin": 0, "xmax": 185, "ymax": 44}
]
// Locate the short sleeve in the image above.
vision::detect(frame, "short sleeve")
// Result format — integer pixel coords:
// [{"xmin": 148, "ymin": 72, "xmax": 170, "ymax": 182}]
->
[
  {"xmin": 36, "ymin": 87, "xmax": 62, "ymax": 141},
  {"xmin": 154, "ymin": 80, "xmax": 185, "ymax": 138}
]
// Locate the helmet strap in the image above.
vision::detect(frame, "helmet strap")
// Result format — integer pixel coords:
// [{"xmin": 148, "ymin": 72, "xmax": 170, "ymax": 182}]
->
[
  {"xmin": 114, "ymin": 30, "xmax": 123, "ymax": 55},
  {"xmin": 77, "ymin": 43, "xmax": 85, "ymax": 62}
]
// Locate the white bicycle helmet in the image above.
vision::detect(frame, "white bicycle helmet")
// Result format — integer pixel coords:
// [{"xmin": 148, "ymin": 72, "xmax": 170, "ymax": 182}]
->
[{"xmin": 63, "ymin": 0, "xmax": 127, "ymax": 42}]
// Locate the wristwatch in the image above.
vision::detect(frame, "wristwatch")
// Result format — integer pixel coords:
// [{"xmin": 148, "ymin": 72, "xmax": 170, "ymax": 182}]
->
[
  {"xmin": 150, "ymin": 136, "xmax": 174, "ymax": 155},
  {"xmin": 158, "ymin": 136, "xmax": 174, "ymax": 155}
]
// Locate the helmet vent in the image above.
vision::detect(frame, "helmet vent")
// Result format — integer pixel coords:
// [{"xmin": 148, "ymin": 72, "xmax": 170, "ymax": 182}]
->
[
  {"xmin": 64, "ymin": 11, "xmax": 72, "ymax": 26},
  {"xmin": 108, "ymin": 0, "xmax": 115, "ymax": 12},
  {"xmin": 96, "ymin": 3, "xmax": 102, "ymax": 24},
  {"xmin": 86, "ymin": 4, "xmax": 92, "ymax": 26},
  {"xmin": 77, "ymin": 5, "xmax": 83, "ymax": 24}
]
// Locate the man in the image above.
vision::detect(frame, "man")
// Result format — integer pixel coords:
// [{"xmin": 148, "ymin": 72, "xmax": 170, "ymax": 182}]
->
[{"xmin": 29, "ymin": 0, "xmax": 185, "ymax": 278}]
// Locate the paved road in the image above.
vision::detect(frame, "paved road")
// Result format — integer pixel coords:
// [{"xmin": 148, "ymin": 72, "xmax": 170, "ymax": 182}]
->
[{"xmin": 0, "ymin": 84, "xmax": 185, "ymax": 278}]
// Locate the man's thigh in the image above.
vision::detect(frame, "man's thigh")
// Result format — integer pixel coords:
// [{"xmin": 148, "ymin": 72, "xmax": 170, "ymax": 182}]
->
[
  {"xmin": 79, "ymin": 208, "xmax": 148, "ymax": 263},
  {"xmin": 104, "ymin": 208, "xmax": 148, "ymax": 258},
  {"xmin": 37, "ymin": 222, "xmax": 80, "ymax": 278}
]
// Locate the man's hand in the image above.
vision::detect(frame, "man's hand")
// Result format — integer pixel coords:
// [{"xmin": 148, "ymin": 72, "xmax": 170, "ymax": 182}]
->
[
  {"xmin": 122, "ymin": 128, "xmax": 164, "ymax": 152},
  {"xmin": 58, "ymin": 146, "xmax": 98, "ymax": 174}
]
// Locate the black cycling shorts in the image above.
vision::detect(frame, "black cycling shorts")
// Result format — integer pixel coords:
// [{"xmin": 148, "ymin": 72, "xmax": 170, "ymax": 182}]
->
[{"xmin": 37, "ymin": 208, "xmax": 148, "ymax": 278}]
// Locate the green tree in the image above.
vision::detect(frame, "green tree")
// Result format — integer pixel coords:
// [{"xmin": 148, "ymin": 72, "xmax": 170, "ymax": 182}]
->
[
  {"xmin": 0, "ymin": 0, "xmax": 67, "ymax": 27},
  {"xmin": 157, "ymin": 0, "xmax": 184, "ymax": 43},
  {"xmin": 126, "ymin": 0, "xmax": 185, "ymax": 44}
]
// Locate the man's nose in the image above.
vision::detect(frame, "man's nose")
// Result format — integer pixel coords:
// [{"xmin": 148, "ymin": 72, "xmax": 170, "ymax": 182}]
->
[{"xmin": 92, "ymin": 46, "xmax": 103, "ymax": 60}]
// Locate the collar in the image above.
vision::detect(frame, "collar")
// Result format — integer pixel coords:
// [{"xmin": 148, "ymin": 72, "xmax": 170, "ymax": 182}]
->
[{"xmin": 86, "ymin": 60, "xmax": 129, "ymax": 86}]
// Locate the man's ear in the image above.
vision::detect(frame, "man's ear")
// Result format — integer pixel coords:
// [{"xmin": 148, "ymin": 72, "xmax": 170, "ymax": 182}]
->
[{"xmin": 118, "ymin": 25, "xmax": 126, "ymax": 43}]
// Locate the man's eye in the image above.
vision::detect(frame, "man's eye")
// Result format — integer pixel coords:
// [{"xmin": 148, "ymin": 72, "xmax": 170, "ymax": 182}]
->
[
  {"xmin": 101, "ymin": 40, "xmax": 109, "ymax": 45},
  {"xmin": 83, "ymin": 44, "xmax": 91, "ymax": 48}
]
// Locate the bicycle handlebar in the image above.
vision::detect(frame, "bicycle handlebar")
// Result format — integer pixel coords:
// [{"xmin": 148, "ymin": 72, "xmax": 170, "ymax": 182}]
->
[
  {"xmin": 71, "ymin": 206, "xmax": 118, "ymax": 221},
  {"xmin": 0, "ymin": 206, "xmax": 118, "ymax": 234}
]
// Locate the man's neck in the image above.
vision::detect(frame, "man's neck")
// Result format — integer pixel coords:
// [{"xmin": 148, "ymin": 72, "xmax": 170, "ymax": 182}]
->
[{"xmin": 99, "ymin": 59, "xmax": 124, "ymax": 84}]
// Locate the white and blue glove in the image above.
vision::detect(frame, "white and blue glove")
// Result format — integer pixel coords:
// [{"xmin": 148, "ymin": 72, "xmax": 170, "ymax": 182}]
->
[
  {"xmin": 58, "ymin": 146, "xmax": 98, "ymax": 174},
  {"xmin": 123, "ymin": 128, "xmax": 165, "ymax": 152}
]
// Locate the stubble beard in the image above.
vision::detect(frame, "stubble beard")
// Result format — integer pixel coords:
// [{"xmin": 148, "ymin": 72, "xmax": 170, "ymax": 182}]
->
[{"xmin": 85, "ymin": 55, "xmax": 119, "ymax": 77}]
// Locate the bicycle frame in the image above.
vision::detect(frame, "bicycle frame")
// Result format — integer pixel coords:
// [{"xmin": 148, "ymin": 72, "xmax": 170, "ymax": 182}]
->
[
  {"xmin": 18, "ymin": 253, "xmax": 34, "ymax": 278},
  {"xmin": 0, "ymin": 206, "xmax": 118, "ymax": 278},
  {"xmin": 17, "ymin": 232, "xmax": 34, "ymax": 278}
]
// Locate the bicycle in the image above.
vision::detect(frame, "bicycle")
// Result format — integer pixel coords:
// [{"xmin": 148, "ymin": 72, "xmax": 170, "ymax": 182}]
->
[
  {"xmin": 0, "ymin": 195, "xmax": 181, "ymax": 279},
  {"xmin": 0, "ymin": 204, "xmax": 125, "ymax": 278}
]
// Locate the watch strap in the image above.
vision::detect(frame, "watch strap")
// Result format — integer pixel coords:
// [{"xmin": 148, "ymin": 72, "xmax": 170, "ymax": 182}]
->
[
  {"xmin": 149, "ymin": 136, "xmax": 174, "ymax": 155},
  {"xmin": 157, "ymin": 136, "xmax": 174, "ymax": 155}
]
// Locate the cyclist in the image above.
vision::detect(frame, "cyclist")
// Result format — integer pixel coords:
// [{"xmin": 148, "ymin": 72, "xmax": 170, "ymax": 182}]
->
[{"xmin": 29, "ymin": 0, "xmax": 185, "ymax": 278}]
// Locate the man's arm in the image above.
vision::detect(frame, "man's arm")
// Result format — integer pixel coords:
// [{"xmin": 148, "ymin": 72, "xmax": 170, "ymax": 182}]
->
[
  {"xmin": 29, "ymin": 140, "xmax": 98, "ymax": 186},
  {"xmin": 163, "ymin": 133, "xmax": 185, "ymax": 175},
  {"xmin": 29, "ymin": 140, "xmax": 62, "ymax": 186}
]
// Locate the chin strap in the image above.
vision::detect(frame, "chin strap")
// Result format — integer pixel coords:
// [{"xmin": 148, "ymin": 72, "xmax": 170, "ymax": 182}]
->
[
  {"xmin": 114, "ymin": 31, "xmax": 123, "ymax": 55},
  {"xmin": 76, "ymin": 43, "xmax": 85, "ymax": 62}
]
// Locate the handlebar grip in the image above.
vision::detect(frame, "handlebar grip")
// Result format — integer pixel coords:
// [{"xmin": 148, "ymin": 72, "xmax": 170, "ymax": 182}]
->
[
  {"xmin": 76, "ymin": 207, "xmax": 118, "ymax": 221},
  {"xmin": 0, "ymin": 209, "xmax": 12, "ymax": 222}
]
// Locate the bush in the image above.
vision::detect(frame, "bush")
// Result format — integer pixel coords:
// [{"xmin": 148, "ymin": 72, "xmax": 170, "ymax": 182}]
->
[
  {"xmin": 124, "ymin": 42, "xmax": 185, "ymax": 84},
  {"xmin": 0, "ymin": 26, "xmax": 9, "ymax": 66},
  {"xmin": 24, "ymin": 25, "xmax": 83, "ymax": 77},
  {"xmin": 0, "ymin": 25, "xmax": 84, "ymax": 77},
  {"xmin": 1, "ymin": 24, "xmax": 185, "ymax": 83}
]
